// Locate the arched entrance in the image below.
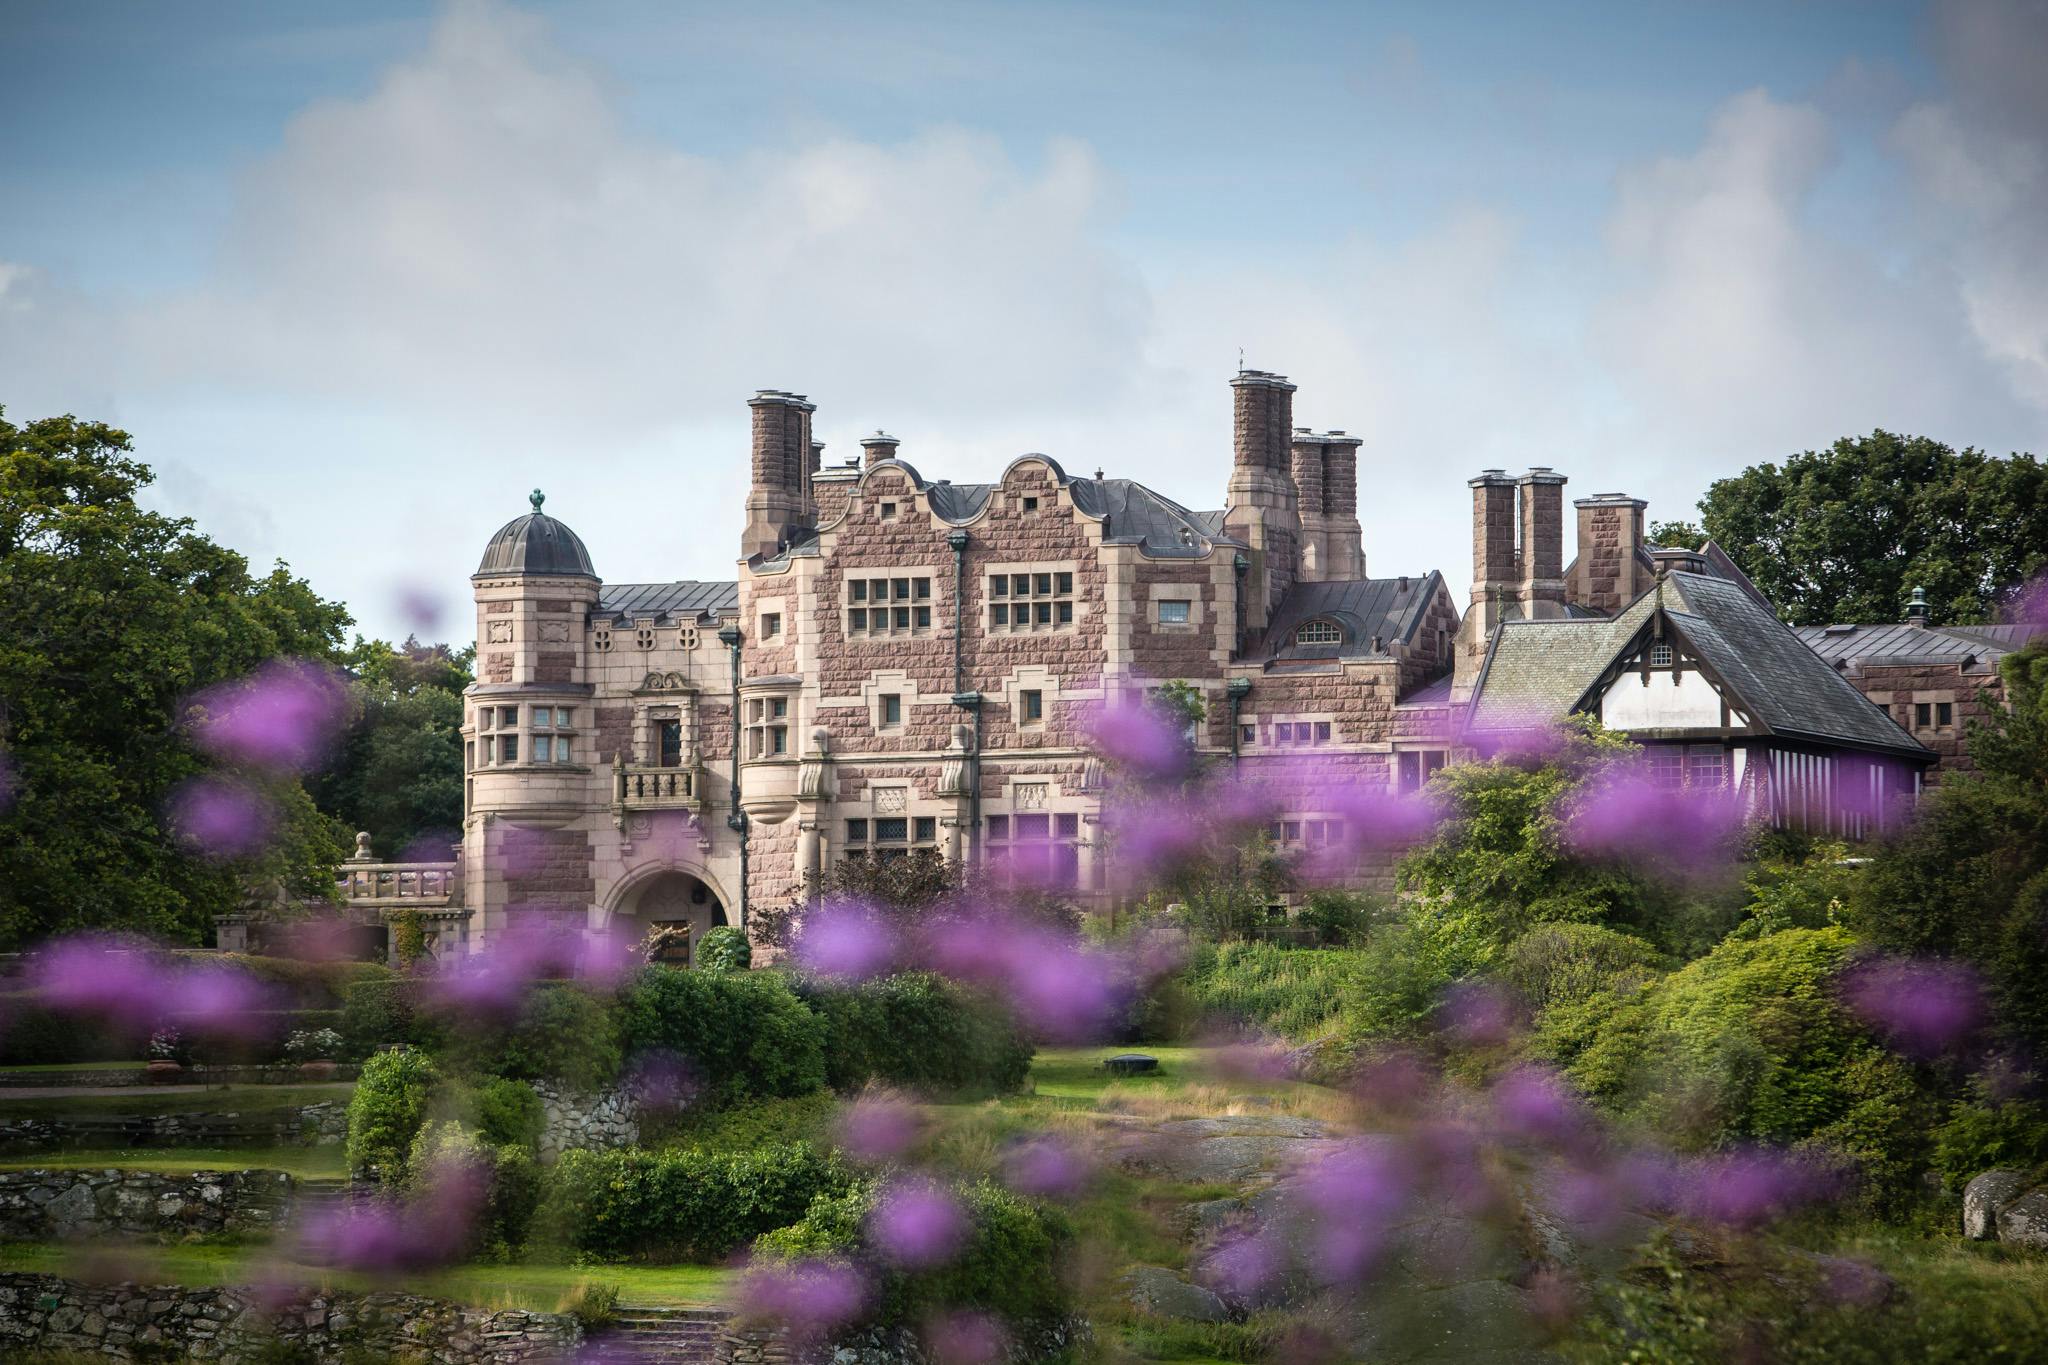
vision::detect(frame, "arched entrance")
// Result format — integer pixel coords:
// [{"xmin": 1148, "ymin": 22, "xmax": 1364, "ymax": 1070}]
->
[{"xmin": 605, "ymin": 869, "xmax": 727, "ymax": 967}]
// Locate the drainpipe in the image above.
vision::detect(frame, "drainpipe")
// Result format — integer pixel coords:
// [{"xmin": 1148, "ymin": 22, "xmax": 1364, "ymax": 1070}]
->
[
  {"xmin": 948, "ymin": 530, "xmax": 983, "ymax": 865},
  {"xmin": 717, "ymin": 624, "xmax": 748, "ymax": 927},
  {"xmin": 1226, "ymin": 676, "xmax": 1252, "ymax": 768},
  {"xmin": 1231, "ymin": 553, "xmax": 1250, "ymax": 659}
]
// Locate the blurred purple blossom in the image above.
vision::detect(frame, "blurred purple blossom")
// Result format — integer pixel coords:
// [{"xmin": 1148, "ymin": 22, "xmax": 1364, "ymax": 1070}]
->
[
  {"xmin": 186, "ymin": 659, "xmax": 348, "ymax": 773},
  {"xmin": 1349, "ymin": 1048, "xmax": 1436, "ymax": 1118},
  {"xmin": 925, "ymin": 1310, "xmax": 1007, "ymax": 1365},
  {"xmin": 1679, "ymin": 1149, "xmax": 1830, "ymax": 1227},
  {"xmin": 295, "ymin": 1191, "xmax": 468, "ymax": 1273},
  {"xmin": 1292, "ymin": 1140, "xmax": 1408, "ymax": 1283},
  {"xmin": 793, "ymin": 902, "xmax": 900, "ymax": 983},
  {"xmin": 167, "ymin": 776, "xmax": 278, "ymax": 860},
  {"xmin": 394, "ymin": 584, "xmax": 450, "ymax": 634},
  {"xmin": 1081, "ymin": 692, "xmax": 1192, "ymax": 781},
  {"xmin": 1842, "ymin": 957, "xmax": 1986, "ymax": 1058},
  {"xmin": 921, "ymin": 911, "xmax": 1124, "ymax": 1042},
  {"xmin": 1211, "ymin": 1039, "xmax": 1297, "ymax": 1084},
  {"xmin": 1439, "ymin": 981, "xmax": 1519, "ymax": 1048},
  {"xmin": 868, "ymin": 1181, "xmax": 969, "ymax": 1269},
  {"xmin": 1564, "ymin": 767, "xmax": 1745, "ymax": 874},
  {"xmin": 27, "ymin": 937, "xmax": 166, "ymax": 1032},
  {"xmin": 837, "ymin": 1095, "xmax": 924, "ymax": 1165},
  {"xmin": 1196, "ymin": 1227, "xmax": 1288, "ymax": 1306},
  {"xmin": 1001, "ymin": 1134, "xmax": 1093, "ymax": 1201},
  {"xmin": 625, "ymin": 1049, "xmax": 702, "ymax": 1116},
  {"xmin": 738, "ymin": 1259, "xmax": 870, "ymax": 1339},
  {"xmin": 1489, "ymin": 1065, "xmax": 1588, "ymax": 1147},
  {"xmin": 168, "ymin": 962, "xmax": 276, "ymax": 1036}
]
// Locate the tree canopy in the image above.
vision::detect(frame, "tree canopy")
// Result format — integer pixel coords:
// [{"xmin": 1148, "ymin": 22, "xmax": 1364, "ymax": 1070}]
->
[
  {"xmin": 0, "ymin": 410, "xmax": 354, "ymax": 946},
  {"xmin": 311, "ymin": 636, "xmax": 473, "ymax": 860},
  {"xmin": 1688, "ymin": 431, "xmax": 2048, "ymax": 627}
]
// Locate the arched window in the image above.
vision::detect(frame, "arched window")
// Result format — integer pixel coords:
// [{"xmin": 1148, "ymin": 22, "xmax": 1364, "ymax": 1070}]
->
[{"xmin": 1295, "ymin": 620, "xmax": 1342, "ymax": 647}]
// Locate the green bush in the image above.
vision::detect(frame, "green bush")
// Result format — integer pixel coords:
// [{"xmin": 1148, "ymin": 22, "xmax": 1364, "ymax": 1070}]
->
[
  {"xmin": 209, "ymin": 954, "xmax": 394, "ymax": 1008},
  {"xmin": 449, "ymin": 984, "xmax": 622, "ymax": 1091},
  {"xmin": 346, "ymin": 1047, "xmax": 438, "ymax": 1185},
  {"xmin": 1502, "ymin": 922, "xmax": 1664, "ymax": 1013},
  {"xmin": 1179, "ymin": 943, "xmax": 1367, "ymax": 1041},
  {"xmin": 474, "ymin": 1076, "xmax": 545, "ymax": 1152},
  {"xmin": 697, "ymin": 925, "xmax": 752, "ymax": 973},
  {"xmin": 1930, "ymin": 1085, "xmax": 2048, "ymax": 1189},
  {"xmin": 1294, "ymin": 889, "xmax": 1378, "ymax": 946},
  {"xmin": 542, "ymin": 1142, "xmax": 851, "ymax": 1259},
  {"xmin": 650, "ymin": 1090, "xmax": 836, "ymax": 1153},
  {"xmin": 755, "ymin": 1178, "xmax": 1072, "ymax": 1331},
  {"xmin": 338, "ymin": 977, "xmax": 442, "ymax": 1059},
  {"xmin": 802, "ymin": 973, "xmax": 1032, "ymax": 1095},
  {"xmin": 618, "ymin": 967, "xmax": 826, "ymax": 1105},
  {"xmin": 558, "ymin": 1281, "xmax": 621, "ymax": 1331},
  {"xmin": 409, "ymin": 1119, "xmax": 543, "ymax": 1255}
]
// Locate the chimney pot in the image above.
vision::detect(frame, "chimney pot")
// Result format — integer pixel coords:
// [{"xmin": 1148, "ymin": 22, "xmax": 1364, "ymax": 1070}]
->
[{"xmin": 860, "ymin": 430, "xmax": 901, "ymax": 468}]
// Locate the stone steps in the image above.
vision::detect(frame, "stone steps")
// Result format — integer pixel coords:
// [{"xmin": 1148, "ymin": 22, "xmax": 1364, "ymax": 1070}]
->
[{"xmin": 582, "ymin": 1307, "xmax": 731, "ymax": 1364}]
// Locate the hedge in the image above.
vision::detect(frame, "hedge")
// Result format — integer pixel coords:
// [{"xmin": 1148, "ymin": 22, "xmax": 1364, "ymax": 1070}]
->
[
  {"xmin": 542, "ymin": 1142, "xmax": 850, "ymax": 1259},
  {"xmin": 444, "ymin": 984, "xmax": 623, "ymax": 1091},
  {"xmin": 799, "ymin": 973, "xmax": 1032, "ymax": 1096},
  {"xmin": 339, "ymin": 978, "xmax": 445, "ymax": 1059},
  {"xmin": 347, "ymin": 1047, "xmax": 439, "ymax": 1185},
  {"xmin": 618, "ymin": 968, "xmax": 826, "ymax": 1105}
]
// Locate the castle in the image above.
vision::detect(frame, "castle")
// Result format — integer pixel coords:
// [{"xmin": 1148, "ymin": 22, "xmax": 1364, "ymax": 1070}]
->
[{"xmin": 360, "ymin": 369, "xmax": 2029, "ymax": 962}]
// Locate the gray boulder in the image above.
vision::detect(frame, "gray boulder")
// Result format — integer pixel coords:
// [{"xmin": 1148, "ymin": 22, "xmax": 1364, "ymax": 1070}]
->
[
  {"xmin": 1997, "ymin": 1190, "xmax": 2048, "ymax": 1251},
  {"xmin": 1963, "ymin": 1169, "xmax": 2032, "ymax": 1240},
  {"xmin": 1122, "ymin": 1265, "xmax": 1230, "ymax": 1323}
]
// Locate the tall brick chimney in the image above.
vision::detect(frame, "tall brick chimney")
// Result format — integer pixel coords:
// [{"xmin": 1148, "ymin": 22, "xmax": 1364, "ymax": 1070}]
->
[
  {"xmin": 1517, "ymin": 467, "xmax": 1568, "ymax": 619},
  {"xmin": 1290, "ymin": 429, "xmax": 1326, "ymax": 579},
  {"xmin": 1451, "ymin": 470, "xmax": 1518, "ymax": 700},
  {"xmin": 1288, "ymin": 429, "xmax": 1366, "ymax": 582},
  {"xmin": 742, "ymin": 390, "xmax": 816, "ymax": 560},
  {"xmin": 1568, "ymin": 493, "xmax": 1647, "ymax": 615},
  {"xmin": 1223, "ymin": 370, "xmax": 1300, "ymax": 630},
  {"xmin": 860, "ymin": 430, "xmax": 900, "ymax": 467}
]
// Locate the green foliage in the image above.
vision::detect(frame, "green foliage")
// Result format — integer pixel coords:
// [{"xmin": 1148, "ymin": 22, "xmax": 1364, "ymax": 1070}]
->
[
  {"xmin": 408, "ymin": 1119, "xmax": 543, "ymax": 1255},
  {"xmin": 212, "ymin": 954, "xmax": 392, "ymax": 1008},
  {"xmin": 1852, "ymin": 642, "xmax": 2048, "ymax": 1056},
  {"xmin": 1930, "ymin": 1083, "xmax": 2048, "ymax": 1189},
  {"xmin": 472, "ymin": 1077, "xmax": 545, "ymax": 1153},
  {"xmin": 1646, "ymin": 519, "xmax": 1707, "ymax": 550},
  {"xmin": 346, "ymin": 1047, "xmax": 438, "ymax": 1185},
  {"xmin": 1178, "ymin": 942, "xmax": 1367, "ymax": 1041},
  {"xmin": 338, "ymin": 977, "xmax": 442, "ymax": 1059},
  {"xmin": 542, "ymin": 1142, "xmax": 851, "ymax": 1259},
  {"xmin": 1501, "ymin": 922, "xmax": 1664, "ymax": 1013},
  {"xmin": 387, "ymin": 911, "xmax": 428, "ymax": 970},
  {"xmin": 1335, "ymin": 914, "xmax": 1460, "ymax": 1044},
  {"xmin": 0, "ymin": 411, "xmax": 354, "ymax": 948},
  {"xmin": 1294, "ymin": 889, "xmax": 1377, "ymax": 946},
  {"xmin": 1735, "ymin": 841, "xmax": 1861, "ymax": 939},
  {"xmin": 756, "ymin": 1179, "xmax": 1072, "ymax": 1331},
  {"xmin": 649, "ymin": 1090, "xmax": 836, "ymax": 1153},
  {"xmin": 449, "ymin": 984, "xmax": 622, "ymax": 1092},
  {"xmin": 557, "ymin": 1281, "xmax": 621, "ymax": 1331},
  {"xmin": 695, "ymin": 925, "xmax": 752, "ymax": 973},
  {"xmin": 308, "ymin": 637, "xmax": 471, "ymax": 859},
  {"xmin": 752, "ymin": 846, "xmax": 959, "ymax": 950},
  {"xmin": 1689, "ymin": 431, "xmax": 2048, "ymax": 627},
  {"xmin": 618, "ymin": 967, "xmax": 827, "ymax": 1105},
  {"xmin": 801, "ymin": 972, "xmax": 1032, "ymax": 1095}
]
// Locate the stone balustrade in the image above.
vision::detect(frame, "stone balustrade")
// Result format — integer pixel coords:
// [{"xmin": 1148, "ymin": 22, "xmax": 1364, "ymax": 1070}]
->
[
  {"xmin": 615, "ymin": 760, "xmax": 698, "ymax": 808},
  {"xmin": 336, "ymin": 861, "xmax": 461, "ymax": 905}
]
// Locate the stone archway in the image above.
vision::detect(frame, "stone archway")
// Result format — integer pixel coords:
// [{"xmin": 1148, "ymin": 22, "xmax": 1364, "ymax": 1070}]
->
[{"xmin": 607, "ymin": 870, "xmax": 727, "ymax": 966}]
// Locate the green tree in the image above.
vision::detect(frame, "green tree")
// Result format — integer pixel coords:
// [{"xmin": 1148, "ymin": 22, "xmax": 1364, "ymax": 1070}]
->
[
  {"xmin": 1647, "ymin": 519, "xmax": 1707, "ymax": 551},
  {"xmin": 311, "ymin": 636, "xmax": 472, "ymax": 857},
  {"xmin": 1688, "ymin": 431, "xmax": 2048, "ymax": 626},
  {"xmin": 0, "ymin": 411, "xmax": 352, "ymax": 947}
]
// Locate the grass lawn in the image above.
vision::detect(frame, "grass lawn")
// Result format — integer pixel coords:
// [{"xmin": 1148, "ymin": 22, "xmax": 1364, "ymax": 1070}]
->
[
  {"xmin": 0, "ymin": 1147, "xmax": 348, "ymax": 1180},
  {"xmin": 0, "ymin": 1242, "xmax": 735, "ymax": 1311},
  {"xmin": 0, "ymin": 1084, "xmax": 351, "ymax": 1116},
  {"xmin": 0, "ymin": 1061, "xmax": 147, "ymax": 1074}
]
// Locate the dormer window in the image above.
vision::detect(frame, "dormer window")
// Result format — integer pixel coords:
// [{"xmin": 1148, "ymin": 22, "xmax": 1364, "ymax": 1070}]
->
[{"xmin": 1295, "ymin": 620, "xmax": 1342, "ymax": 647}]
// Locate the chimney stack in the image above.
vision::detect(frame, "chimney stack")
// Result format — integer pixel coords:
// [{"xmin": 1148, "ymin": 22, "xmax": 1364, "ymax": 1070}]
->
[
  {"xmin": 861, "ymin": 430, "xmax": 900, "ymax": 467},
  {"xmin": 1321, "ymin": 430, "xmax": 1364, "ymax": 580},
  {"xmin": 1223, "ymin": 371, "xmax": 1301, "ymax": 631},
  {"xmin": 1451, "ymin": 470, "xmax": 1519, "ymax": 701},
  {"xmin": 1517, "ymin": 467, "xmax": 1568, "ymax": 618},
  {"xmin": 1568, "ymin": 493, "xmax": 1647, "ymax": 615},
  {"xmin": 742, "ymin": 390, "xmax": 816, "ymax": 559}
]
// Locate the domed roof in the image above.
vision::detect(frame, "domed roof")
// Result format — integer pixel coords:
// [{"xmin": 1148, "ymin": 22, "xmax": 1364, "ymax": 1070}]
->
[{"xmin": 474, "ymin": 490, "xmax": 597, "ymax": 579}]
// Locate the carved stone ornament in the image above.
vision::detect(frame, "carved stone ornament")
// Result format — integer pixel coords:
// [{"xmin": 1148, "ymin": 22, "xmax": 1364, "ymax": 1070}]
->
[{"xmin": 641, "ymin": 671, "xmax": 691, "ymax": 691}]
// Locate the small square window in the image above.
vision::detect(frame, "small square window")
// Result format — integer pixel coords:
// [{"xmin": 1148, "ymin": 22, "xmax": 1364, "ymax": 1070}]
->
[
  {"xmin": 1915, "ymin": 702, "xmax": 1932, "ymax": 728},
  {"xmin": 1057, "ymin": 601, "xmax": 1073, "ymax": 624},
  {"xmin": 1055, "ymin": 812, "xmax": 1079, "ymax": 838},
  {"xmin": 991, "ymin": 576, "xmax": 1007, "ymax": 598},
  {"xmin": 1035, "ymin": 602, "xmax": 1052, "ymax": 625},
  {"xmin": 915, "ymin": 605, "xmax": 931, "ymax": 629},
  {"xmin": 992, "ymin": 604, "xmax": 1009, "ymax": 626},
  {"xmin": 876, "ymin": 817, "xmax": 908, "ymax": 843},
  {"xmin": 1022, "ymin": 496, "xmax": 1039, "ymax": 512},
  {"xmin": 769, "ymin": 726, "xmax": 787, "ymax": 755},
  {"xmin": 1240, "ymin": 723, "xmax": 1256, "ymax": 745},
  {"xmin": 762, "ymin": 613, "xmax": 782, "ymax": 638},
  {"xmin": 1012, "ymin": 574, "xmax": 1030, "ymax": 596},
  {"xmin": 536, "ymin": 735, "xmax": 555, "ymax": 761},
  {"xmin": 892, "ymin": 578, "xmax": 910, "ymax": 600},
  {"xmin": 988, "ymin": 814, "xmax": 1009, "ymax": 839},
  {"xmin": 498, "ymin": 707, "xmax": 518, "ymax": 727},
  {"xmin": 1056, "ymin": 572, "xmax": 1073, "ymax": 594},
  {"xmin": 915, "ymin": 578, "xmax": 931, "ymax": 599},
  {"xmin": 879, "ymin": 502, "xmax": 897, "ymax": 520},
  {"xmin": 881, "ymin": 694, "xmax": 902, "ymax": 727},
  {"xmin": 849, "ymin": 608, "xmax": 867, "ymax": 631},
  {"xmin": 500, "ymin": 735, "xmax": 520, "ymax": 763},
  {"xmin": 555, "ymin": 708, "xmax": 573, "ymax": 727},
  {"xmin": 1937, "ymin": 701, "xmax": 1954, "ymax": 727},
  {"xmin": 914, "ymin": 816, "xmax": 936, "ymax": 842},
  {"xmin": 1649, "ymin": 643, "xmax": 1673, "ymax": 667},
  {"xmin": 769, "ymin": 697, "xmax": 787, "ymax": 719},
  {"xmin": 894, "ymin": 607, "xmax": 910, "ymax": 629},
  {"xmin": 533, "ymin": 708, "xmax": 552, "ymax": 729},
  {"xmin": 1035, "ymin": 573, "xmax": 1052, "ymax": 595},
  {"xmin": 1314, "ymin": 721, "xmax": 1332, "ymax": 744},
  {"xmin": 553, "ymin": 737, "xmax": 571, "ymax": 763},
  {"xmin": 1021, "ymin": 689, "xmax": 1043, "ymax": 723},
  {"xmin": 846, "ymin": 819, "xmax": 868, "ymax": 843},
  {"xmin": 1157, "ymin": 600, "xmax": 1191, "ymax": 624},
  {"xmin": 850, "ymin": 580, "xmax": 868, "ymax": 602},
  {"xmin": 1017, "ymin": 813, "xmax": 1049, "ymax": 839},
  {"xmin": 870, "ymin": 578, "xmax": 888, "ymax": 601}
]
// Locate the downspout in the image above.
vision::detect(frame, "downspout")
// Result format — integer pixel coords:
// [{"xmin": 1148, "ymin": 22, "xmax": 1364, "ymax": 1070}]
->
[
  {"xmin": 1226, "ymin": 676, "xmax": 1252, "ymax": 768},
  {"xmin": 717, "ymin": 624, "xmax": 748, "ymax": 927},
  {"xmin": 1231, "ymin": 553, "xmax": 1250, "ymax": 659},
  {"xmin": 948, "ymin": 530, "xmax": 983, "ymax": 866}
]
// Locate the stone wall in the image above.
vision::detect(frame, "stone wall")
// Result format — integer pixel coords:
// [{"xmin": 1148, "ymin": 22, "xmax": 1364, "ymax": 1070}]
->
[
  {"xmin": 0, "ymin": 1100, "xmax": 348, "ymax": 1152},
  {"xmin": 533, "ymin": 1080, "xmax": 639, "ymax": 1162},
  {"xmin": 0, "ymin": 1168, "xmax": 295, "ymax": 1241},
  {"xmin": 715, "ymin": 1317, "xmax": 1090, "ymax": 1364},
  {"xmin": 0, "ymin": 1273, "xmax": 580, "ymax": 1363}
]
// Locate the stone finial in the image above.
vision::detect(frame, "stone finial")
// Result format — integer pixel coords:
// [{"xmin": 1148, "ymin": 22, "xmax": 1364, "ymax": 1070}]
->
[{"xmin": 350, "ymin": 831, "xmax": 374, "ymax": 862}]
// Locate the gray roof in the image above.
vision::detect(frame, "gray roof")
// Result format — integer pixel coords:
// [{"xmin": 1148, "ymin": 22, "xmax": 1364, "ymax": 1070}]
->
[
  {"xmin": 1472, "ymin": 572, "xmax": 1928, "ymax": 759},
  {"xmin": 1260, "ymin": 573, "xmax": 1446, "ymax": 663},
  {"xmin": 595, "ymin": 581, "xmax": 739, "ymax": 623},
  {"xmin": 1793, "ymin": 620, "xmax": 2047, "ymax": 674},
  {"xmin": 476, "ymin": 501, "xmax": 597, "ymax": 579}
]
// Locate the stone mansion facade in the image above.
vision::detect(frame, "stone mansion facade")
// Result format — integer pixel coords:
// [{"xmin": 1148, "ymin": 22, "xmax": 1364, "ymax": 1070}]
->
[{"xmin": 419, "ymin": 370, "xmax": 2023, "ymax": 960}]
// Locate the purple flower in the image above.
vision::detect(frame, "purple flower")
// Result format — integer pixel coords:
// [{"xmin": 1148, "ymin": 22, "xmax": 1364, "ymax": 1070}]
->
[
  {"xmin": 920, "ymin": 912, "xmax": 1125, "ymax": 1042},
  {"xmin": 1293, "ymin": 1141, "xmax": 1407, "ymax": 1283},
  {"xmin": 1001, "ymin": 1135, "xmax": 1093, "ymax": 1201},
  {"xmin": 868, "ymin": 1181, "xmax": 969, "ymax": 1269},
  {"xmin": 1564, "ymin": 767, "xmax": 1745, "ymax": 875},
  {"xmin": 186, "ymin": 659, "xmax": 348, "ymax": 774},
  {"xmin": 1081, "ymin": 693, "xmax": 1193, "ymax": 780},
  {"xmin": 1438, "ymin": 980, "xmax": 1518, "ymax": 1047},
  {"xmin": 295, "ymin": 1193, "xmax": 467, "ymax": 1273},
  {"xmin": 1196, "ymin": 1228, "xmax": 1288, "ymax": 1305},
  {"xmin": 395, "ymin": 585, "xmax": 449, "ymax": 633},
  {"xmin": 1348, "ymin": 1048, "xmax": 1436, "ymax": 1117},
  {"xmin": 1679, "ymin": 1149, "xmax": 1829, "ymax": 1227},
  {"xmin": 739, "ymin": 1259, "xmax": 870, "ymax": 1338},
  {"xmin": 794, "ymin": 903, "xmax": 900, "ymax": 982},
  {"xmin": 837, "ymin": 1095, "xmax": 924, "ymax": 1165},
  {"xmin": 167, "ymin": 776, "xmax": 278, "ymax": 860},
  {"xmin": 925, "ymin": 1310, "xmax": 1007, "ymax": 1365},
  {"xmin": 1489, "ymin": 1065, "xmax": 1586, "ymax": 1146},
  {"xmin": 27, "ymin": 937, "xmax": 168, "ymax": 1033},
  {"xmin": 625, "ymin": 1049, "xmax": 702, "ymax": 1115},
  {"xmin": 1842, "ymin": 957, "xmax": 1985, "ymax": 1058},
  {"xmin": 168, "ymin": 962, "xmax": 275, "ymax": 1037}
]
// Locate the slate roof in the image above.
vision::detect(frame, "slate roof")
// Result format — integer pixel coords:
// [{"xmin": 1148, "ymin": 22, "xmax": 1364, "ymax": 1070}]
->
[
  {"xmin": 595, "ymin": 581, "xmax": 740, "ymax": 624},
  {"xmin": 1471, "ymin": 572, "xmax": 1928, "ymax": 759},
  {"xmin": 1259, "ymin": 573, "xmax": 1447, "ymax": 663},
  {"xmin": 1793, "ymin": 620, "xmax": 2047, "ymax": 674}
]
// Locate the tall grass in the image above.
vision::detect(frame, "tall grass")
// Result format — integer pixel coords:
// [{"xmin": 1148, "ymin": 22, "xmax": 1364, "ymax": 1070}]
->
[{"xmin": 1179, "ymin": 943, "xmax": 1367, "ymax": 1042}]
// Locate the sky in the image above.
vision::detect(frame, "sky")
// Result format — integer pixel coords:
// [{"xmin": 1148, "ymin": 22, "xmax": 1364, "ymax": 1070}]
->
[{"xmin": 3, "ymin": 0, "xmax": 2044, "ymax": 644}]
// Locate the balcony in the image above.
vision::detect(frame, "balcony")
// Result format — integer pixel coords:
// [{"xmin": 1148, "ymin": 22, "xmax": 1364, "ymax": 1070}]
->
[
  {"xmin": 615, "ymin": 761, "xmax": 698, "ymax": 810},
  {"xmin": 336, "ymin": 862, "xmax": 461, "ymax": 907}
]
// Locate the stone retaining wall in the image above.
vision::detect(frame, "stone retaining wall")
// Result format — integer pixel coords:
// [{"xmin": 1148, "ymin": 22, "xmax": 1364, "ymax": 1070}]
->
[
  {"xmin": 0, "ymin": 1168, "xmax": 295, "ymax": 1241},
  {"xmin": 533, "ymin": 1080, "xmax": 638, "ymax": 1162},
  {"xmin": 0, "ymin": 1063, "xmax": 362, "ymax": 1088},
  {"xmin": 715, "ymin": 1318, "xmax": 1089, "ymax": 1363},
  {"xmin": 0, "ymin": 1273, "xmax": 580, "ymax": 1362},
  {"xmin": 0, "ymin": 1099, "xmax": 349, "ymax": 1152}
]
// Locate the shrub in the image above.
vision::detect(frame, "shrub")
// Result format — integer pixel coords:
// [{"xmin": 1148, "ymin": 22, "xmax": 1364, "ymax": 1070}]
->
[
  {"xmin": 755, "ymin": 1178, "xmax": 1072, "ymax": 1331},
  {"xmin": 208, "ymin": 954, "xmax": 394, "ymax": 1007},
  {"xmin": 1930, "ymin": 1084, "xmax": 2048, "ymax": 1189},
  {"xmin": 346, "ymin": 1047, "xmax": 438, "ymax": 1185},
  {"xmin": 338, "ymin": 977, "xmax": 442, "ymax": 1059},
  {"xmin": 802, "ymin": 973, "xmax": 1032, "ymax": 1096},
  {"xmin": 1179, "ymin": 943, "xmax": 1366, "ymax": 1041},
  {"xmin": 1294, "ymin": 890, "xmax": 1378, "ymax": 947},
  {"xmin": 409, "ymin": 1119, "xmax": 544, "ymax": 1255},
  {"xmin": 619, "ymin": 967, "xmax": 826, "ymax": 1105},
  {"xmin": 474, "ymin": 1076, "xmax": 546, "ymax": 1152},
  {"xmin": 449, "ymin": 984, "xmax": 622, "ymax": 1091},
  {"xmin": 558, "ymin": 1281, "xmax": 621, "ymax": 1331},
  {"xmin": 543, "ymin": 1142, "xmax": 851, "ymax": 1259},
  {"xmin": 649, "ymin": 1090, "xmax": 836, "ymax": 1153},
  {"xmin": 0, "ymin": 993, "xmax": 140, "ymax": 1065},
  {"xmin": 697, "ymin": 926, "xmax": 752, "ymax": 973},
  {"xmin": 1502, "ymin": 922, "xmax": 1664, "ymax": 1013},
  {"xmin": 283, "ymin": 1027, "xmax": 345, "ymax": 1063}
]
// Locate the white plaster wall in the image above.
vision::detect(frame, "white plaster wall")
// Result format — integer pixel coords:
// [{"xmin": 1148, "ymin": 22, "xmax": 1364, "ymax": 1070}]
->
[{"xmin": 1598, "ymin": 669, "xmax": 1726, "ymax": 730}]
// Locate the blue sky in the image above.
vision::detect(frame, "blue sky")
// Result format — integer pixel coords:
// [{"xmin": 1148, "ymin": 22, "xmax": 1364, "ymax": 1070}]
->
[{"xmin": 4, "ymin": 1, "xmax": 2042, "ymax": 642}]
